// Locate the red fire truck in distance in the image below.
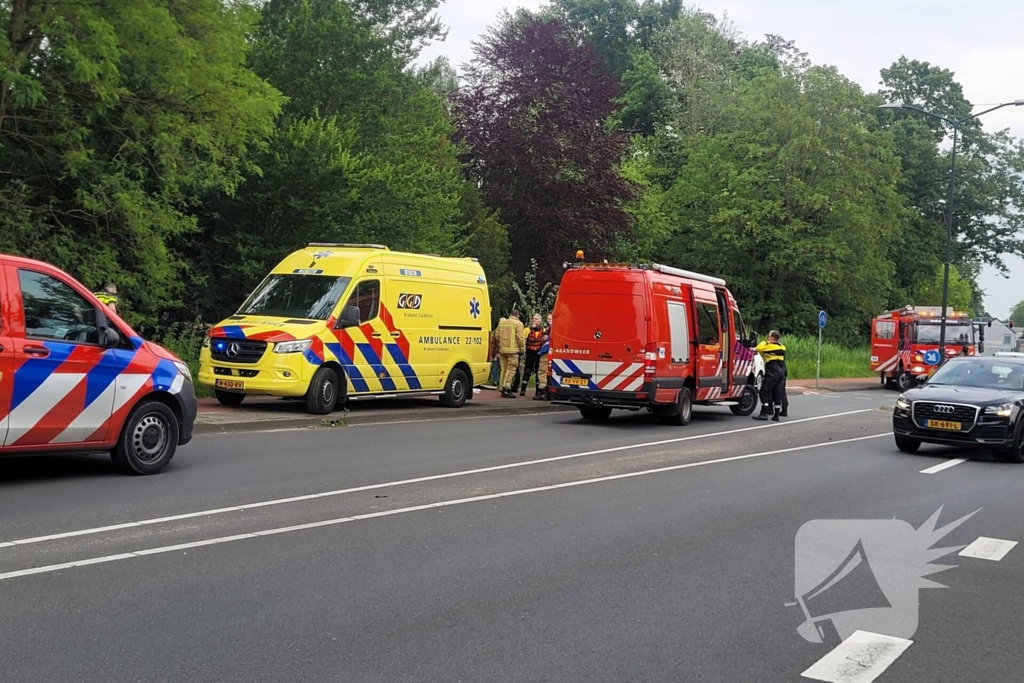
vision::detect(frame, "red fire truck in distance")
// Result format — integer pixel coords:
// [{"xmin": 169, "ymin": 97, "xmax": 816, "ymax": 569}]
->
[{"xmin": 871, "ymin": 305, "xmax": 986, "ymax": 391}]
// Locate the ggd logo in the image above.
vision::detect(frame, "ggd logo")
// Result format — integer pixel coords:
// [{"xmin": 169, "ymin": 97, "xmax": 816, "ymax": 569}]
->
[{"xmin": 398, "ymin": 293, "xmax": 422, "ymax": 310}]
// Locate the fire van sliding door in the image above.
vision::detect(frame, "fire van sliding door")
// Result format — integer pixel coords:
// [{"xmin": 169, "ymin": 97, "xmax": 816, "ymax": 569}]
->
[{"xmin": 694, "ymin": 298, "xmax": 725, "ymax": 396}]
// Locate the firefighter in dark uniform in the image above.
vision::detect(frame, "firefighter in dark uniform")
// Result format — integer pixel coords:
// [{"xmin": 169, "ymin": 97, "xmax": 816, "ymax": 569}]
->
[{"xmin": 754, "ymin": 330, "xmax": 786, "ymax": 421}]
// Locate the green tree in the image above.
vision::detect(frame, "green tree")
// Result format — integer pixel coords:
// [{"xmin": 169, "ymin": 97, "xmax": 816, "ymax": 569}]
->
[
  {"xmin": 909, "ymin": 265, "xmax": 975, "ymax": 312},
  {"xmin": 186, "ymin": 0, "xmax": 465, "ymax": 322},
  {"xmin": 0, "ymin": 0, "xmax": 282, "ymax": 328},
  {"xmin": 1009, "ymin": 300, "xmax": 1024, "ymax": 327}
]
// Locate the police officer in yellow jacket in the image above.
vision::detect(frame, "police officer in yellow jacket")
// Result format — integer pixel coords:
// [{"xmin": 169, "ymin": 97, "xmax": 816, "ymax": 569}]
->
[
  {"xmin": 93, "ymin": 282, "xmax": 118, "ymax": 315},
  {"xmin": 754, "ymin": 330, "xmax": 786, "ymax": 421},
  {"xmin": 493, "ymin": 308, "xmax": 526, "ymax": 398}
]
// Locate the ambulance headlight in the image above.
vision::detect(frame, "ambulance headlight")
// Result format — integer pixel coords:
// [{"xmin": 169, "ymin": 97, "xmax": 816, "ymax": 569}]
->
[
  {"xmin": 274, "ymin": 339, "xmax": 313, "ymax": 354},
  {"xmin": 173, "ymin": 361, "xmax": 192, "ymax": 382},
  {"xmin": 895, "ymin": 395, "xmax": 911, "ymax": 411}
]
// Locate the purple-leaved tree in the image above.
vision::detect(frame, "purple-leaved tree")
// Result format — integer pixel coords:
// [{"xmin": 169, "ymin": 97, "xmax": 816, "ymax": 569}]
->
[{"xmin": 454, "ymin": 12, "xmax": 636, "ymax": 285}]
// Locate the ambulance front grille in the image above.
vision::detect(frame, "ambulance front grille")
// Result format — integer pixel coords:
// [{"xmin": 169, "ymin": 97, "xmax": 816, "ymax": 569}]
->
[{"xmin": 210, "ymin": 338, "xmax": 267, "ymax": 364}]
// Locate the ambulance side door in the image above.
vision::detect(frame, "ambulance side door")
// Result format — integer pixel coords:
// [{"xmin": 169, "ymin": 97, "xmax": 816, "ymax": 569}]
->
[
  {"xmin": 383, "ymin": 262, "xmax": 437, "ymax": 391},
  {"xmin": 333, "ymin": 258, "xmax": 385, "ymax": 394}
]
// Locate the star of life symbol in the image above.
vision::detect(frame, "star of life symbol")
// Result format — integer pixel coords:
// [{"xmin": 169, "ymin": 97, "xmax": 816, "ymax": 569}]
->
[
  {"xmin": 790, "ymin": 507, "xmax": 978, "ymax": 645},
  {"xmin": 469, "ymin": 298, "xmax": 480, "ymax": 319},
  {"xmin": 313, "ymin": 250, "xmax": 333, "ymax": 259}
]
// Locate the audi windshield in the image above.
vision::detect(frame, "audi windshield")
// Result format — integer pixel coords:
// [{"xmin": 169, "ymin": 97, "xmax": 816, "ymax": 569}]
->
[
  {"xmin": 915, "ymin": 323, "xmax": 973, "ymax": 344},
  {"xmin": 926, "ymin": 358, "xmax": 1024, "ymax": 391},
  {"xmin": 238, "ymin": 274, "xmax": 352, "ymax": 320}
]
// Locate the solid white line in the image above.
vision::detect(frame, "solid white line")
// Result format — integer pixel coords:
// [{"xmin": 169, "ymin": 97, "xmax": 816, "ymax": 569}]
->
[
  {"xmin": 919, "ymin": 458, "xmax": 969, "ymax": 475},
  {"xmin": 0, "ymin": 409, "xmax": 875, "ymax": 549},
  {"xmin": 0, "ymin": 432, "xmax": 888, "ymax": 582},
  {"xmin": 959, "ymin": 537, "xmax": 1018, "ymax": 561},
  {"xmin": 802, "ymin": 630, "xmax": 913, "ymax": 683}
]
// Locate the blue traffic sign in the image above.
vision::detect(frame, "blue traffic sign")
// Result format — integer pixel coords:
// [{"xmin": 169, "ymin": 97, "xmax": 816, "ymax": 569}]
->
[
  {"xmin": 923, "ymin": 349, "xmax": 941, "ymax": 366},
  {"xmin": 818, "ymin": 310, "xmax": 827, "ymax": 329}
]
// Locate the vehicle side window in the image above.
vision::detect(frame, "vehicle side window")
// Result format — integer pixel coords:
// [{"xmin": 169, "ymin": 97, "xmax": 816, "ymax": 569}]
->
[
  {"xmin": 18, "ymin": 269, "xmax": 100, "ymax": 344},
  {"xmin": 732, "ymin": 309, "xmax": 745, "ymax": 340},
  {"xmin": 697, "ymin": 303, "xmax": 720, "ymax": 346},
  {"xmin": 875, "ymin": 321, "xmax": 895, "ymax": 340},
  {"xmin": 344, "ymin": 280, "xmax": 380, "ymax": 324}
]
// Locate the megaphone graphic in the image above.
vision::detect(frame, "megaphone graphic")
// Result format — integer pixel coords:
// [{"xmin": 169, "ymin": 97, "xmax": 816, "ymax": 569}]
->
[{"xmin": 795, "ymin": 539, "xmax": 892, "ymax": 646}]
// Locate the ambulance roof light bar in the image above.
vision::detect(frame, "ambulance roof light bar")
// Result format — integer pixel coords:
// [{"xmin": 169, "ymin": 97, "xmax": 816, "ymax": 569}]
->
[
  {"xmin": 308, "ymin": 243, "xmax": 389, "ymax": 250},
  {"xmin": 651, "ymin": 263, "xmax": 727, "ymax": 287}
]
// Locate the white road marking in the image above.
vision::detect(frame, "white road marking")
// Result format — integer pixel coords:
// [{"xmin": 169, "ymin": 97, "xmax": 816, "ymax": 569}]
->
[
  {"xmin": 0, "ymin": 409, "xmax": 876, "ymax": 549},
  {"xmin": 919, "ymin": 458, "xmax": 968, "ymax": 475},
  {"xmin": 801, "ymin": 630, "xmax": 913, "ymax": 683},
  {"xmin": 959, "ymin": 537, "xmax": 1018, "ymax": 561},
  {"xmin": 0, "ymin": 433, "xmax": 889, "ymax": 581}
]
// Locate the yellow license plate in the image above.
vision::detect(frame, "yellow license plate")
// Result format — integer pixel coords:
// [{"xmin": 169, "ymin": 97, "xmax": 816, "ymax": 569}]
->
[
  {"xmin": 562, "ymin": 377, "xmax": 590, "ymax": 387},
  {"xmin": 925, "ymin": 420, "xmax": 961, "ymax": 431},
  {"xmin": 215, "ymin": 379, "xmax": 245, "ymax": 391}
]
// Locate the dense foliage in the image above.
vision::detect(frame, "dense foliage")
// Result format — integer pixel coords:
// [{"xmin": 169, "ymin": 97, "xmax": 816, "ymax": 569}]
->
[{"xmin": 2, "ymin": 0, "xmax": 1022, "ymax": 343}]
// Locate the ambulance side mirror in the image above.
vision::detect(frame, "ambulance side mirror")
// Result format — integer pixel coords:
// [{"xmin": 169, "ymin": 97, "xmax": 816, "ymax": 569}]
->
[{"xmin": 337, "ymin": 305, "xmax": 360, "ymax": 329}]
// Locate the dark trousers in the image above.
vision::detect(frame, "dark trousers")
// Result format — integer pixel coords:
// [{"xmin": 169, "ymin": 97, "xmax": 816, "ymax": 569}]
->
[
  {"xmin": 760, "ymin": 362, "xmax": 787, "ymax": 413},
  {"xmin": 519, "ymin": 351, "xmax": 541, "ymax": 393}
]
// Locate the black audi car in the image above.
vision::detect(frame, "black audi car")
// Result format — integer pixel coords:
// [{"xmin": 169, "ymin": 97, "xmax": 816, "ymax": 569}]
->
[{"xmin": 892, "ymin": 355, "xmax": 1024, "ymax": 462}]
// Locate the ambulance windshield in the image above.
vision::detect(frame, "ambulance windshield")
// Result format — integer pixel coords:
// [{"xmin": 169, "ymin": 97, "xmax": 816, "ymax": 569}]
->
[
  {"xmin": 915, "ymin": 323, "xmax": 972, "ymax": 345},
  {"xmin": 239, "ymin": 274, "xmax": 352, "ymax": 320}
]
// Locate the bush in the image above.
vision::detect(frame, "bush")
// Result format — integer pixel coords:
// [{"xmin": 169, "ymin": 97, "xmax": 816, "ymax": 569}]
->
[
  {"xmin": 152, "ymin": 318, "xmax": 213, "ymax": 397},
  {"xmin": 782, "ymin": 335, "xmax": 872, "ymax": 380}
]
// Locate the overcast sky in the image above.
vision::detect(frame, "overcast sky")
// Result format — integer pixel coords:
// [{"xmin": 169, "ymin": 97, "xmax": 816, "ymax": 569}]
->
[{"xmin": 417, "ymin": 1, "xmax": 1024, "ymax": 319}]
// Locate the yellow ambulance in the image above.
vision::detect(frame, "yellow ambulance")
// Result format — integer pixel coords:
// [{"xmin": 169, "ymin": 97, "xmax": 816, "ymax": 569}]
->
[{"xmin": 197, "ymin": 244, "xmax": 492, "ymax": 414}]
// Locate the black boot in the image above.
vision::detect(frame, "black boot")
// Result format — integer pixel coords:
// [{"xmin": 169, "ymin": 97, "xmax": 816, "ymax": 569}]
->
[
  {"xmin": 771, "ymin": 410, "xmax": 781, "ymax": 422},
  {"xmin": 780, "ymin": 409, "xmax": 788, "ymax": 417},
  {"xmin": 753, "ymin": 408, "xmax": 771, "ymax": 421}
]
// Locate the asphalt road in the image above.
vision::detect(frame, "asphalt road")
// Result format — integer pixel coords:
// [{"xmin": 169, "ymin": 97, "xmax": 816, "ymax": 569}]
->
[{"xmin": 1, "ymin": 390, "xmax": 1022, "ymax": 682}]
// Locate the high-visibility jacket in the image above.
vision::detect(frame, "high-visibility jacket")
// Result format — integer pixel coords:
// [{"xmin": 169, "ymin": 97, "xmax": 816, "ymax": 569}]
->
[
  {"xmin": 94, "ymin": 291, "xmax": 118, "ymax": 307},
  {"xmin": 755, "ymin": 341, "xmax": 786, "ymax": 365},
  {"xmin": 525, "ymin": 326, "xmax": 545, "ymax": 353},
  {"xmin": 539, "ymin": 325, "xmax": 550, "ymax": 354},
  {"xmin": 496, "ymin": 317, "xmax": 525, "ymax": 354}
]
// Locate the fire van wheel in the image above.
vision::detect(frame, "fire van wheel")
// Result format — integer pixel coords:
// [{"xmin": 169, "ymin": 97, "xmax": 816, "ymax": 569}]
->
[
  {"xmin": 110, "ymin": 400, "xmax": 179, "ymax": 475},
  {"xmin": 579, "ymin": 406, "xmax": 612, "ymax": 421},
  {"xmin": 441, "ymin": 368, "xmax": 469, "ymax": 408},
  {"xmin": 215, "ymin": 390, "xmax": 245, "ymax": 407},
  {"xmin": 305, "ymin": 367, "xmax": 340, "ymax": 415},
  {"xmin": 896, "ymin": 369, "xmax": 913, "ymax": 392},
  {"xmin": 730, "ymin": 385, "xmax": 759, "ymax": 416},
  {"xmin": 660, "ymin": 387, "xmax": 693, "ymax": 426},
  {"xmin": 894, "ymin": 435, "xmax": 921, "ymax": 454}
]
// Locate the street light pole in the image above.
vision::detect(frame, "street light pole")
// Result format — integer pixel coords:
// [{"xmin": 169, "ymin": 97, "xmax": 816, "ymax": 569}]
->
[{"xmin": 879, "ymin": 99, "xmax": 1023, "ymax": 360}]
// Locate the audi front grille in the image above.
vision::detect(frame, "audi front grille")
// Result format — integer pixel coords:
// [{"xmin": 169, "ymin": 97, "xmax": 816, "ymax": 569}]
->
[{"xmin": 911, "ymin": 402, "xmax": 979, "ymax": 431}]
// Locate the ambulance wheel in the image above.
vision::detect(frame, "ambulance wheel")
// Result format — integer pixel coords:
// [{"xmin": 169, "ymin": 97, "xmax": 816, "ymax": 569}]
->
[
  {"xmin": 660, "ymin": 387, "xmax": 693, "ymax": 426},
  {"xmin": 441, "ymin": 368, "xmax": 469, "ymax": 408},
  {"xmin": 215, "ymin": 390, "xmax": 245, "ymax": 406},
  {"xmin": 306, "ymin": 367, "xmax": 340, "ymax": 415},
  {"xmin": 110, "ymin": 400, "xmax": 179, "ymax": 475},
  {"xmin": 579, "ymin": 406, "xmax": 612, "ymax": 421},
  {"xmin": 730, "ymin": 385, "xmax": 759, "ymax": 416}
]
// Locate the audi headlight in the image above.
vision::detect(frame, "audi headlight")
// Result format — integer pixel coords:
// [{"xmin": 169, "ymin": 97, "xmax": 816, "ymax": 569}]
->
[
  {"xmin": 173, "ymin": 361, "xmax": 192, "ymax": 382},
  {"xmin": 895, "ymin": 395, "xmax": 911, "ymax": 410},
  {"xmin": 274, "ymin": 339, "xmax": 313, "ymax": 354},
  {"xmin": 984, "ymin": 403, "xmax": 1014, "ymax": 418}
]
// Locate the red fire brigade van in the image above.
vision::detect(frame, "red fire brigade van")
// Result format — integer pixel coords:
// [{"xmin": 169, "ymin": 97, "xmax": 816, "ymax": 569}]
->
[
  {"xmin": 547, "ymin": 260, "xmax": 760, "ymax": 424},
  {"xmin": 871, "ymin": 305, "xmax": 986, "ymax": 391}
]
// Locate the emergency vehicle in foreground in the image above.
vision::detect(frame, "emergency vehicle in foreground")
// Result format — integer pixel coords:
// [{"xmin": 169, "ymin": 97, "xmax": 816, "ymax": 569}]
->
[
  {"xmin": 0, "ymin": 254, "xmax": 196, "ymax": 474},
  {"xmin": 871, "ymin": 305, "xmax": 987, "ymax": 391},
  {"xmin": 547, "ymin": 258, "xmax": 761, "ymax": 424},
  {"xmin": 199, "ymin": 244, "xmax": 491, "ymax": 414}
]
